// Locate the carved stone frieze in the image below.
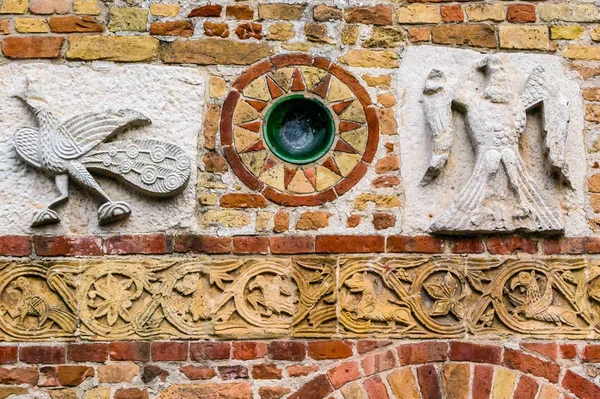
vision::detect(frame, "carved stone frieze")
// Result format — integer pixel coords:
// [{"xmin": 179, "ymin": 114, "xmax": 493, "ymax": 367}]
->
[{"xmin": 0, "ymin": 255, "xmax": 599, "ymax": 341}]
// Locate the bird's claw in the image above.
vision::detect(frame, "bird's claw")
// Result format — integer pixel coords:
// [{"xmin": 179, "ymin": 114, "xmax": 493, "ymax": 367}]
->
[
  {"xmin": 98, "ymin": 201, "xmax": 131, "ymax": 225},
  {"xmin": 31, "ymin": 209, "xmax": 60, "ymax": 227}
]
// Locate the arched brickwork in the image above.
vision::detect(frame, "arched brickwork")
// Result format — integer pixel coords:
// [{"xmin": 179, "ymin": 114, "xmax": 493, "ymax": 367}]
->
[{"xmin": 291, "ymin": 342, "xmax": 600, "ymax": 399}]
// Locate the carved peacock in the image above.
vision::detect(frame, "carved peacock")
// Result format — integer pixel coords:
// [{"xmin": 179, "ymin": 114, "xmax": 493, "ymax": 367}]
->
[{"xmin": 12, "ymin": 79, "xmax": 191, "ymax": 227}]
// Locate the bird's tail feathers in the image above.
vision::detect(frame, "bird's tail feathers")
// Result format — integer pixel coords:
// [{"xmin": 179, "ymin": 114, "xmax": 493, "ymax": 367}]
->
[{"xmin": 81, "ymin": 139, "xmax": 191, "ymax": 197}]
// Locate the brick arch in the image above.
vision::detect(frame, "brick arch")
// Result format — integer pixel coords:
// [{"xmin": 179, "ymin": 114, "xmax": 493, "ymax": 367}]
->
[{"xmin": 289, "ymin": 341, "xmax": 599, "ymax": 399}]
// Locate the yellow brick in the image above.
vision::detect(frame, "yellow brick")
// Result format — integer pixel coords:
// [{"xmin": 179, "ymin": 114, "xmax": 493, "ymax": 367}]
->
[
  {"xmin": 0, "ymin": 0, "xmax": 28, "ymax": 14},
  {"xmin": 209, "ymin": 76, "xmax": 227, "ymax": 98},
  {"xmin": 491, "ymin": 369, "xmax": 517, "ymax": 399},
  {"xmin": 499, "ymin": 25, "xmax": 549, "ymax": 50},
  {"xmin": 149, "ymin": 3, "xmax": 179, "ymax": 17},
  {"xmin": 591, "ymin": 27, "xmax": 600, "ymax": 42},
  {"xmin": 539, "ymin": 4, "xmax": 600, "ymax": 22},
  {"xmin": 14, "ymin": 17, "xmax": 47, "ymax": 33},
  {"xmin": 342, "ymin": 24, "xmax": 358, "ymax": 45},
  {"xmin": 339, "ymin": 49, "xmax": 399, "ymax": 68},
  {"xmin": 267, "ymin": 22, "xmax": 294, "ymax": 41},
  {"xmin": 397, "ymin": 4, "xmax": 441, "ymax": 24},
  {"xmin": 550, "ymin": 25, "xmax": 584, "ymax": 40},
  {"xmin": 564, "ymin": 45, "xmax": 600, "ymax": 60},
  {"xmin": 73, "ymin": 0, "xmax": 99, "ymax": 14},
  {"xmin": 465, "ymin": 3, "xmax": 504, "ymax": 22},
  {"xmin": 66, "ymin": 36, "xmax": 159, "ymax": 62}
]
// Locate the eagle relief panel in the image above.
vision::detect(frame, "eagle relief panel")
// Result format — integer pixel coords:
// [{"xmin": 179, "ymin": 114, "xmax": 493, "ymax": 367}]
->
[{"xmin": 398, "ymin": 46, "xmax": 587, "ymax": 236}]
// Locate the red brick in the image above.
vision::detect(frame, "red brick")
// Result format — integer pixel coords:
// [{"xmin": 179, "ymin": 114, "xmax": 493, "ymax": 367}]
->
[
  {"xmin": 287, "ymin": 365, "xmax": 319, "ymax": 377},
  {"xmin": 203, "ymin": 21, "xmax": 229, "ymax": 37},
  {"xmin": 362, "ymin": 350, "xmax": 397, "ymax": 376},
  {"xmin": 56, "ymin": 365, "xmax": 94, "ymax": 386},
  {"xmin": 543, "ymin": 237, "xmax": 585, "ymax": 255},
  {"xmin": 105, "ymin": 234, "xmax": 169, "ymax": 255},
  {"xmin": 268, "ymin": 341, "xmax": 306, "ymax": 361},
  {"xmin": 449, "ymin": 342, "xmax": 501, "ymax": 364},
  {"xmin": 49, "ymin": 15, "xmax": 103, "ymax": 32},
  {"xmin": 450, "ymin": 237, "xmax": 484, "ymax": 253},
  {"xmin": 344, "ymin": 5, "xmax": 393, "ymax": 25},
  {"xmin": 418, "ymin": 365, "xmax": 441, "ymax": 399},
  {"xmin": 220, "ymin": 193, "xmax": 268, "ymax": 208},
  {"xmin": 432, "ymin": 24, "xmax": 496, "ymax": 48},
  {"xmin": 472, "ymin": 365, "xmax": 493, "ymax": 399},
  {"xmin": 408, "ymin": 27, "xmax": 430, "ymax": 42},
  {"xmin": 142, "ymin": 365, "xmax": 168, "ymax": 383},
  {"xmin": 363, "ymin": 375, "xmax": 390, "ymax": 399},
  {"xmin": 233, "ymin": 236, "xmax": 269, "ymax": 254},
  {"xmin": 114, "ymin": 388, "xmax": 149, "ymax": 399},
  {"xmin": 582, "ymin": 345, "xmax": 600, "ymax": 362},
  {"xmin": 308, "ymin": 341, "xmax": 353, "ymax": 360},
  {"xmin": 520, "ymin": 342, "xmax": 558, "ymax": 361},
  {"xmin": 560, "ymin": 344, "xmax": 577, "ymax": 360},
  {"xmin": 357, "ymin": 341, "xmax": 392, "ymax": 354},
  {"xmin": 109, "ymin": 342, "xmax": 150, "ymax": 362},
  {"xmin": 152, "ymin": 342, "xmax": 188, "ymax": 361},
  {"xmin": 252, "ymin": 364, "xmax": 282, "ymax": 379},
  {"xmin": 372, "ymin": 175, "xmax": 401, "ymax": 188},
  {"xmin": 259, "ymin": 387, "xmax": 291, "ymax": 399},
  {"xmin": 487, "ymin": 236, "xmax": 537, "ymax": 254},
  {"xmin": 233, "ymin": 342, "xmax": 267, "ymax": 360},
  {"xmin": 174, "ymin": 234, "xmax": 231, "ymax": 254},
  {"xmin": 327, "ymin": 361, "xmax": 361, "ymax": 389},
  {"xmin": 67, "ymin": 343, "xmax": 108, "ymax": 363},
  {"xmin": 188, "ymin": 4, "xmax": 222, "ymax": 17},
  {"xmin": 316, "ymin": 235, "xmax": 385, "ymax": 253},
  {"xmin": 513, "ymin": 375, "xmax": 539, "ymax": 399},
  {"xmin": 34, "ymin": 235, "xmax": 103, "ymax": 256},
  {"xmin": 398, "ymin": 342, "xmax": 448, "ymax": 365},
  {"xmin": 387, "ymin": 235, "xmax": 445, "ymax": 253},
  {"xmin": 226, "ymin": 4, "xmax": 253, "ymax": 19},
  {"xmin": 503, "ymin": 349, "xmax": 560, "ymax": 383},
  {"xmin": 190, "ymin": 342, "xmax": 230, "ymax": 360},
  {"xmin": 39, "ymin": 366, "xmax": 58, "ymax": 387},
  {"xmin": 236, "ymin": 22, "xmax": 262, "ymax": 40},
  {"xmin": 20, "ymin": 346, "xmax": 65, "ymax": 364},
  {"xmin": 289, "ymin": 374, "xmax": 333, "ymax": 399},
  {"xmin": 2, "ymin": 36, "xmax": 64, "ymax": 59},
  {"xmin": 507, "ymin": 4, "xmax": 536, "ymax": 23},
  {"xmin": 562, "ymin": 370, "xmax": 600, "ymax": 399},
  {"xmin": 270, "ymin": 236, "xmax": 314, "ymax": 254},
  {"xmin": 0, "ymin": 236, "xmax": 30, "ymax": 256},
  {"xmin": 373, "ymin": 213, "xmax": 396, "ymax": 230},
  {"xmin": 0, "ymin": 347, "xmax": 17, "ymax": 364},
  {"xmin": 219, "ymin": 365, "xmax": 249, "ymax": 380},
  {"xmin": 0, "ymin": 366, "xmax": 38, "ymax": 385},
  {"xmin": 179, "ymin": 365, "xmax": 216, "ymax": 380},
  {"xmin": 441, "ymin": 5, "xmax": 463, "ymax": 22},
  {"xmin": 150, "ymin": 20, "xmax": 194, "ymax": 36}
]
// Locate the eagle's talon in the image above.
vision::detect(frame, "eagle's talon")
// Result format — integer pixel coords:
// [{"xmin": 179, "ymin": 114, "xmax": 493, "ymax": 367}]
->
[
  {"xmin": 31, "ymin": 209, "xmax": 60, "ymax": 227},
  {"xmin": 98, "ymin": 201, "xmax": 131, "ymax": 225}
]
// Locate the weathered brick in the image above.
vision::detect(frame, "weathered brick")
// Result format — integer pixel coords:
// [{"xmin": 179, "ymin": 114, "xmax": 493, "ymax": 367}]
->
[
  {"xmin": 397, "ymin": 4, "xmax": 440, "ymax": 24},
  {"xmin": 432, "ymin": 24, "xmax": 496, "ymax": 48},
  {"xmin": 513, "ymin": 375, "xmax": 539, "ymax": 399},
  {"xmin": 399, "ymin": 342, "xmax": 448, "ymax": 365},
  {"xmin": 55, "ymin": 366, "xmax": 94, "ymax": 386},
  {"xmin": 417, "ymin": 364, "xmax": 442, "ymax": 399},
  {"xmin": 34, "ymin": 235, "xmax": 103, "ymax": 256},
  {"xmin": 442, "ymin": 363, "xmax": 470, "ymax": 399},
  {"xmin": 373, "ymin": 213, "xmax": 396, "ymax": 230},
  {"xmin": 345, "ymin": 5, "xmax": 393, "ymax": 25},
  {"xmin": 220, "ymin": 193, "xmax": 268, "ymax": 208},
  {"xmin": 472, "ymin": 365, "xmax": 493, "ymax": 399},
  {"xmin": 190, "ymin": 342, "xmax": 230, "ymax": 361},
  {"xmin": 327, "ymin": 361, "xmax": 361, "ymax": 389},
  {"xmin": 219, "ymin": 365, "xmax": 249, "ymax": 380},
  {"xmin": 387, "ymin": 235, "xmax": 445, "ymax": 253},
  {"xmin": 289, "ymin": 375, "xmax": 333, "ymax": 399},
  {"xmin": 66, "ymin": 36, "xmax": 158, "ymax": 62},
  {"xmin": 520, "ymin": 342, "xmax": 558, "ymax": 361},
  {"xmin": 174, "ymin": 235, "xmax": 231, "ymax": 254},
  {"xmin": 503, "ymin": 349, "xmax": 560, "ymax": 383},
  {"xmin": 150, "ymin": 20, "xmax": 194, "ymax": 37},
  {"xmin": 562, "ymin": 370, "xmax": 600, "ymax": 399},
  {"xmin": 364, "ymin": 375, "xmax": 390, "ymax": 399},
  {"xmin": 233, "ymin": 236, "xmax": 269, "ymax": 254},
  {"xmin": 258, "ymin": 4, "xmax": 305, "ymax": 20},
  {"xmin": 142, "ymin": 365, "xmax": 168, "ymax": 384},
  {"xmin": 564, "ymin": 46, "xmax": 600, "ymax": 60},
  {"xmin": 0, "ymin": 367, "xmax": 38, "ymax": 385},
  {"xmin": 114, "ymin": 388, "xmax": 149, "ymax": 399},
  {"xmin": 362, "ymin": 350, "xmax": 397, "ymax": 375},
  {"xmin": 49, "ymin": 15, "xmax": 102, "ymax": 32},
  {"xmin": 487, "ymin": 236, "xmax": 537, "ymax": 254},
  {"xmin": 252, "ymin": 364, "xmax": 282, "ymax": 379},
  {"xmin": 441, "ymin": 5, "xmax": 463, "ymax": 22},
  {"xmin": 268, "ymin": 341, "xmax": 306, "ymax": 361},
  {"xmin": 14, "ymin": 17, "xmax": 47, "ymax": 32},
  {"xmin": 314, "ymin": 5, "xmax": 342, "ymax": 21},
  {"xmin": 316, "ymin": 235, "xmax": 385, "ymax": 253},
  {"xmin": 105, "ymin": 234, "xmax": 168, "ymax": 255},
  {"xmin": 550, "ymin": 25, "xmax": 584, "ymax": 40},
  {"xmin": 150, "ymin": 3, "xmax": 179, "ymax": 16},
  {"xmin": 236, "ymin": 22, "xmax": 262, "ymax": 40},
  {"xmin": 507, "ymin": 4, "xmax": 536, "ymax": 23},
  {"xmin": 339, "ymin": 49, "xmax": 399, "ymax": 68},
  {"xmin": 269, "ymin": 236, "xmax": 314, "ymax": 254},
  {"xmin": 0, "ymin": 347, "xmax": 17, "ymax": 365},
  {"xmin": 204, "ymin": 21, "xmax": 229, "ymax": 37},
  {"xmin": 449, "ymin": 342, "xmax": 501, "ymax": 364},
  {"xmin": 108, "ymin": 7, "xmax": 148, "ymax": 32},
  {"xmin": 67, "ymin": 343, "xmax": 108, "ymax": 363},
  {"xmin": 179, "ymin": 365, "xmax": 216, "ymax": 380},
  {"xmin": 188, "ymin": 4, "xmax": 221, "ymax": 18},
  {"xmin": 162, "ymin": 39, "xmax": 273, "ymax": 65},
  {"xmin": 109, "ymin": 342, "xmax": 150, "ymax": 361},
  {"xmin": 259, "ymin": 387, "xmax": 291, "ymax": 399},
  {"xmin": 20, "ymin": 345, "xmax": 65, "ymax": 364},
  {"xmin": 98, "ymin": 363, "xmax": 140, "ymax": 383},
  {"xmin": 296, "ymin": 211, "xmax": 330, "ymax": 230},
  {"xmin": 308, "ymin": 341, "xmax": 353, "ymax": 360},
  {"xmin": 465, "ymin": 3, "xmax": 504, "ymax": 22},
  {"xmin": 232, "ymin": 342, "xmax": 267, "ymax": 360},
  {"xmin": 2, "ymin": 36, "xmax": 63, "ymax": 58},
  {"xmin": 499, "ymin": 25, "xmax": 549, "ymax": 50},
  {"xmin": 450, "ymin": 237, "xmax": 484, "ymax": 254},
  {"xmin": 152, "ymin": 342, "xmax": 188, "ymax": 361},
  {"xmin": 539, "ymin": 4, "xmax": 600, "ymax": 22},
  {"xmin": 226, "ymin": 5, "xmax": 253, "ymax": 20},
  {"xmin": 0, "ymin": 236, "xmax": 30, "ymax": 256}
]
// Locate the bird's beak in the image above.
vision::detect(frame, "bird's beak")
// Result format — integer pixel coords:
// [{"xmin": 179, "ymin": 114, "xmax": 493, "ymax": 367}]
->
[{"xmin": 11, "ymin": 94, "xmax": 23, "ymax": 101}]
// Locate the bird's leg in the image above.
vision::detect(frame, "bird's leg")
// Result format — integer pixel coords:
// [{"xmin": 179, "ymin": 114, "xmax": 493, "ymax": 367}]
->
[
  {"xmin": 66, "ymin": 162, "xmax": 131, "ymax": 224},
  {"xmin": 31, "ymin": 174, "xmax": 69, "ymax": 227}
]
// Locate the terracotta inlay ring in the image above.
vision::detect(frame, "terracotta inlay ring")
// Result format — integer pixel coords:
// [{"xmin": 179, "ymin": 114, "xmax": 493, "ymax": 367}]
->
[{"xmin": 221, "ymin": 54, "xmax": 380, "ymax": 207}]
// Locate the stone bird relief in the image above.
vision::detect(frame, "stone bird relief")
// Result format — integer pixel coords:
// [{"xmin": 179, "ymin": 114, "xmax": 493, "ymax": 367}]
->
[
  {"xmin": 421, "ymin": 55, "xmax": 571, "ymax": 234},
  {"xmin": 12, "ymin": 79, "xmax": 191, "ymax": 227}
]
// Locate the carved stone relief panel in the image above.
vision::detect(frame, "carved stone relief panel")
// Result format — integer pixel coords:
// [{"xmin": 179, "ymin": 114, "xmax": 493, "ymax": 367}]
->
[
  {"xmin": 0, "ymin": 255, "xmax": 599, "ymax": 341},
  {"xmin": 397, "ymin": 46, "xmax": 586, "ymax": 236},
  {"xmin": 0, "ymin": 63, "xmax": 203, "ymax": 235}
]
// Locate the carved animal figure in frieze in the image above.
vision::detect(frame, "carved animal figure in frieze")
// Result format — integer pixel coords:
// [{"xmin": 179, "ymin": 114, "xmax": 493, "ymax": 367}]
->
[
  {"xmin": 12, "ymin": 79, "xmax": 191, "ymax": 227},
  {"xmin": 247, "ymin": 275, "xmax": 295, "ymax": 317},
  {"xmin": 344, "ymin": 272, "xmax": 415, "ymax": 331},
  {"xmin": 0, "ymin": 277, "xmax": 76, "ymax": 333},
  {"xmin": 421, "ymin": 56, "xmax": 571, "ymax": 234}
]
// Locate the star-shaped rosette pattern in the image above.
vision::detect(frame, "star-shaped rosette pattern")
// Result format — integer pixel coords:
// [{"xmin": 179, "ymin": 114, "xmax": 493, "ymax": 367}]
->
[{"xmin": 221, "ymin": 54, "xmax": 379, "ymax": 206}]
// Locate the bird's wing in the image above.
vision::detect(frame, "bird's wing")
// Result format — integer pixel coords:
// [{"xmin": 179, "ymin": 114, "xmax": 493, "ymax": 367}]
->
[
  {"xmin": 81, "ymin": 139, "xmax": 192, "ymax": 197},
  {"xmin": 421, "ymin": 69, "xmax": 454, "ymax": 186},
  {"xmin": 520, "ymin": 66, "xmax": 571, "ymax": 186},
  {"xmin": 13, "ymin": 127, "xmax": 41, "ymax": 168},
  {"xmin": 58, "ymin": 109, "xmax": 151, "ymax": 159}
]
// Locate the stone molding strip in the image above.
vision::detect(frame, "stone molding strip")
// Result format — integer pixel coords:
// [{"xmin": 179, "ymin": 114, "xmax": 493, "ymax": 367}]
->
[{"xmin": 2, "ymin": 234, "xmax": 600, "ymax": 257}]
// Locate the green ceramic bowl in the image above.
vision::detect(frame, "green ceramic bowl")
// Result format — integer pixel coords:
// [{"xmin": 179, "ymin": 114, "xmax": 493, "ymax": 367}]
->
[{"xmin": 263, "ymin": 94, "xmax": 335, "ymax": 165}]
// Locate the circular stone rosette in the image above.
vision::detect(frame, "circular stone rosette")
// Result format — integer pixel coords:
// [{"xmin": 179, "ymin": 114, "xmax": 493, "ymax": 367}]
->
[{"xmin": 221, "ymin": 54, "xmax": 379, "ymax": 206}]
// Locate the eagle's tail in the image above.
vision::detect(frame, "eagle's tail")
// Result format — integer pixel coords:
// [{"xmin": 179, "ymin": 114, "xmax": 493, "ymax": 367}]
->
[{"xmin": 81, "ymin": 139, "xmax": 191, "ymax": 197}]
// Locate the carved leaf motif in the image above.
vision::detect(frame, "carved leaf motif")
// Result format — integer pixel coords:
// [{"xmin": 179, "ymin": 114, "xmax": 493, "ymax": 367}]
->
[
  {"xmin": 424, "ymin": 272, "xmax": 464, "ymax": 320},
  {"xmin": 424, "ymin": 283, "xmax": 446, "ymax": 300},
  {"xmin": 430, "ymin": 299, "xmax": 452, "ymax": 316},
  {"xmin": 467, "ymin": 271, "xmax": 490, "ymax": 293},
  {"xmin": 88, "ymin": 274, "xmax": 134, "ymax": 327}
]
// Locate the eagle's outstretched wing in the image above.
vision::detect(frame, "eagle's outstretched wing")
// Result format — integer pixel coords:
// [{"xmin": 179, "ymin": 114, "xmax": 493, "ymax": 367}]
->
[
  {"xmin": 520, "ymin": 66, "xmax": 571, "ymax": 186},
  {"xmin": 421, "ymin": 69, "xmax": 454, "ymax": 186},
  {"xmin": 13, "ymin": 127, "xmax": 41, "ymax": 168},
  {"xmin": 57, "ymin": 109, "xmax": 151, "ymax": 160}
]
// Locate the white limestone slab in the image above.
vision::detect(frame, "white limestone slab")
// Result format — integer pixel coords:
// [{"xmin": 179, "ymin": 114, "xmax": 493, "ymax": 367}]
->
[
  {"xmin": 397, "ymin": 46, "xmax": 587, "ymax": 236},
  {"xmin": 0, "ymin": 63, "xmax": 204, "ymax": 235}
]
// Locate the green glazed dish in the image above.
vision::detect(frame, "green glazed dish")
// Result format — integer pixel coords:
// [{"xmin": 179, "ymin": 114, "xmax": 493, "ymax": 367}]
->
[{"xmin": 263, "ymin": 94, "xmax": 335, "ymax": 165}]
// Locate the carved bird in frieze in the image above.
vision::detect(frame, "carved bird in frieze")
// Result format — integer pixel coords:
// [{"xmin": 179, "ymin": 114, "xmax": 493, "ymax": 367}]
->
[{"xmin": 12, "ymin": 79, "xmax": 191, "ymax": 227}]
